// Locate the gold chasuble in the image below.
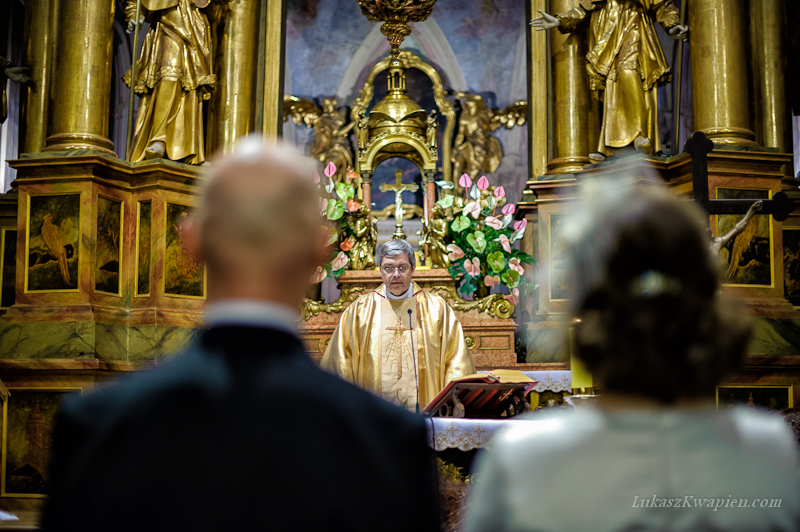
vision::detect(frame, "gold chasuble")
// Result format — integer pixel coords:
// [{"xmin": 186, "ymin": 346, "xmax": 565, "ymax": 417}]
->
[{"xmin": 321, "ymin": 283, "xmax": 475, "ymax": 411}]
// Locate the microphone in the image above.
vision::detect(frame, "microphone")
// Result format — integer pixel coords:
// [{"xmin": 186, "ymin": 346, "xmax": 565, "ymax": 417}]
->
[{"xmin": 408, "ymin": 308, "xmax": 420, "ymax": 414}]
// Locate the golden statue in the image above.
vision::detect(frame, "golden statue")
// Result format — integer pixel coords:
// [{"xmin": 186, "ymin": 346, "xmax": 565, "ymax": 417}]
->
[
  {"xmin": 346, "ymin": 204, "xmax": 378, "ymax": 270},
  {"xmin": 284, "ymin": 96, "xmax": 355, "ymax": 183},
  {"xmin": 418, "ymin": 204, "xmax": 449, "ymax": 269},
  {"xmin": 451, "ymin": 93, "xmax": 527, "ymax": 180},
  {"xmin": 532, "ymin": 0, "xmax": 688, "ymax": 159},
  {"xmin": 124, "ymin": 0, "xmax": 223, "ymax": 164}
]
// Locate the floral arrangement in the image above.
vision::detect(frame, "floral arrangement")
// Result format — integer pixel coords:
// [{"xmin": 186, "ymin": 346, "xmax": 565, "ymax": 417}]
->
[
  {"xmin": 438, "ymin": 174, "xmax": 535, "ymax": 304},
  {"xmin": 309, "ymin": 162, "xmax": 361, "ymax": 284}
]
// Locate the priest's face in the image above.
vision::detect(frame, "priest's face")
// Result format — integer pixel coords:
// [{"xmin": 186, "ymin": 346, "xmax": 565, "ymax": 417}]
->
[{"xmin": 380, "ymin": 254, "xmax": 415, "ymax": 296}]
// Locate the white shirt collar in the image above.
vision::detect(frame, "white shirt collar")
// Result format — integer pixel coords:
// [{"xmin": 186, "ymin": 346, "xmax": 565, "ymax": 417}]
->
[
  {"xmin": 384, "ymin": 283, "xmax": 415, "ymax": 300},
  {"xmin": 205, "ymin": 299, "xmax": 299, "ymax": 336}
]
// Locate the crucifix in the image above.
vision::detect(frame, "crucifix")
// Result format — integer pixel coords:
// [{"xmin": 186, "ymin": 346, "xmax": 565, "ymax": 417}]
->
[
  {"xmin": 685, "ymin": 130, "xmax": 794, "ymax": 277},
  {"xmin": 686, "ymin": 131, "xmax": 794, "ymax": 220},
  {"xmin": 385, "ymin": 317, "xmax": 412, "ymax": 380},
  {"xmin": 380, "ymin": 168, "xmax": 419, "ymax": 240}
]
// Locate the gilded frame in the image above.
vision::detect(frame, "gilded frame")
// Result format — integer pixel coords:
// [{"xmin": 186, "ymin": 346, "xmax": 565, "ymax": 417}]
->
[
  {"xmin": 135, "ymin": 200, "xmax": 152, "ymax": 297},
  {"xmin": 716, "ymin": 384, "xmax": 793, "ymax": 412},
  {"xmin": 94, "ymin": 194, "xmax": 124, "ymax": 296},
  {"xmin": 782, "ymin": 227, "xmax": 800, "ymax": 307},
  {"xmin": 715, "ymin": 186, "xmax": 774, "ymax": 288},
  {"xmin": 1, "ymin": 387, "xmax": 82, "ymax": 498},
  {"xmin": 0, "ymin": 227, "xmax": 16, "ymax": 309},
  {"xmin": 548, "ymin": 212, "xmax": 569, "ymax": 302},
  {"xmin": 164, "ymin": 202, "xmax": 206, "ymax": 300},
  {"xmin": 24, "ymin": 193, "xmax": 82, "ymax": 293}
]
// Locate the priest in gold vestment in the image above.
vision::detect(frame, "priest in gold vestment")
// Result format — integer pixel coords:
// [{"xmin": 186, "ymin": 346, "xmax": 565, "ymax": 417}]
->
[
  {"xmin": 124, "ymin": 0, "xmax": 221, "ymax": 164},
  {"xmin": 321, "ymin": 240, "xmax": 474, "ymax": 412}
]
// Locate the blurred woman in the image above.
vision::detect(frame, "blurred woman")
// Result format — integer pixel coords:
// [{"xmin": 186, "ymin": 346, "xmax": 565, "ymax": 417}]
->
[{"xmin": 465, "ymin": 188, "xmax": 800, "ymax": 532}]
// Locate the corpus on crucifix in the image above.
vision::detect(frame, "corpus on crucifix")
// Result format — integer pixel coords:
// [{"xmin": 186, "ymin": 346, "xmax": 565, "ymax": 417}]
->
[{"xmin": 380, "ymin": 168, "xmax": 419, "ymax": 240}]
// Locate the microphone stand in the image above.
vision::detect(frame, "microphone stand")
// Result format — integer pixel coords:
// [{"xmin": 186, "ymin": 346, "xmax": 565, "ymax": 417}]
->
[{"xmin": 408, "ymin": 309, "xmax": 419, "ymax": 414}]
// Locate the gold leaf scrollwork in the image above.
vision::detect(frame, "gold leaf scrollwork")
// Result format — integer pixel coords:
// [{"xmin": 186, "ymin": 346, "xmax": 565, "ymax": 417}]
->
[
  {"xmin": 299, "ymin": 286, "xmax": 368, "ymax": 321},
  {"xmin": 464, "ymin": 335, "xmax": 476, "ymax": 350},
  {"xmin": 430, "ymin": 285, "xmax": 515, "ymax": 319}
]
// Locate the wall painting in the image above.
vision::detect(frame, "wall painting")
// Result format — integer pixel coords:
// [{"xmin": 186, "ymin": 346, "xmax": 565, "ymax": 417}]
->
[
  {"xmin": 95, "ymin": 196, "xmax": 123, "ymax": 295},
  {"xmin": 1, "ymin": 389, "xmax": 81, "ymax": 497},
  {"xmin": 25, "ymin": 194, "xmax": 80, "ymax": 292},
  {"xmin": 716, "ymin": 187, "xmax": 772, "ymax": 287},
  {"xmin": 549, "ymin": 213, "xmax": 569, "ymax": 301},
  {"xmin": 783, "ymin": 228, "xmax": 800, "ymax": 306},
  {"xmin": 136, "ymin": 201, "xmax": 152, "ymax": 296},
  {"xmin": 717, "ymin": 385, "xmax": 792, "ymax": 412},
  {"xmin": 165, "ymin": 203, "xmax": 204, "ymax": 298},
  {"xmin": 1, "ymin": 228, "xmax": 16, "ymax": 307}
]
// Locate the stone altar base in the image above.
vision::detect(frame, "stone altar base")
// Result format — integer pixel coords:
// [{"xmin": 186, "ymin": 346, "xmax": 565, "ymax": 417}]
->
[{"xmin": 299, "ymin": 269, "xmax": 519, "ymax": 369}]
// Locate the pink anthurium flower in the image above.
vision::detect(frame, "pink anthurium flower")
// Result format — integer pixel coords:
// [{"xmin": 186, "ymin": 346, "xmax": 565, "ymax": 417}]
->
[
  {"xmin": 447, "ymin": 244, "xmax": 465, "ymax": 261},
  {"xmin": 309, "ymin": 266, "xmax": 327, "ymax": 284},
  {"xmin": 493, "ymin": 186, "xmax": 505, "ymax": 198},
  {"xmin": 509, "ymin": 257, "xmax": 525, "ymax": 275},
  {"xmin": 477, "ymin": 175, "xmax": 490, "ymax": 190},
  {"xmin": 332, "ymin": 251, "xmax": 349, "ymax": 271},
  {"xmin": 320, "ymin": 198, "xmax": 328, "ymax": 213},
  {"xmin": 502, "ymin": 203, "xmax": 516, "ymax": 215},
  {"xmin": 347, "ymin": 199, "xmax": 361, "ymax": 212},
  {"xmin": 485, "ymin": 216, "xmax": 503, "ymax": 230},
  {"xmin": 505, "ymin": 288, "xmax": 519, "ymax": 306},
  {"xmin": 514, "ymin": 219, "xmax": 527, "ymax": 231},
  {"xmin": 324, "ymin": 161, "xmax": 337, "ymax": 178},
  {"xmin": 484, "ymin": 275, "xmax": 501, "ymax": 287},
  {"xmin": 458, "ymin": 173, "xmax": 472, "ymax": 189},
  {"xmin": 462, "ymin": 201, "xmax": 481, "ymax": 219},
  {"xmin": 464, "ymin": 257, "xmax": 481, "ymax": 277},
  {"xmin": 314, "ymin": 170, "xmax": 321, "ymax": 184},
  {"xmin": 340, "ymin": 236, "xmax": 355, "ymax": 252},
  {"xmin": 496, "ymin": 234, "xmax": 511, "ymax": 253},
  {"xmin": 346, "ymin": 169, "xmax": 359, "ymax": 182}
]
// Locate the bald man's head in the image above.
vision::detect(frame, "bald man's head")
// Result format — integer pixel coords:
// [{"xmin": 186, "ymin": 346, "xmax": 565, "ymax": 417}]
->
[{"xmin": 192, "ymin": 141, "xmax": 329, "ymax": 304}]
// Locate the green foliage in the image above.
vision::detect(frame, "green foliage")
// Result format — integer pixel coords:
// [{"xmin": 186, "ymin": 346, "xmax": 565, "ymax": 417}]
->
[
  {"xmin": 487, "ymin": 251, "xmax": 505, "ymax": 273},
  {"xmin": 326, "ymin": 199, "xmax": 345, "ymax": 221},
  {"xmin": 451, "ymin": 215, "xmax": 471, "ymax": 233},
  {"xmin": 466, "ymin": 230, "xmax": 487, "ymax": 253},
  {"xmin": 436, "ymin": 176, "xmax": 536, "ymax": 298}
]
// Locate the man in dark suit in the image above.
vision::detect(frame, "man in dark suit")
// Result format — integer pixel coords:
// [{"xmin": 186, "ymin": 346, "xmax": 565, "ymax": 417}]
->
[{"xmin": 41, "ymin": 140, "xmax": 441, "ymax": 532}]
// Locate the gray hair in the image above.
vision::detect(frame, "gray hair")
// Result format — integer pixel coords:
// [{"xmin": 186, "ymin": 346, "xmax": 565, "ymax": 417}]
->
[{"xmin": 376, "ymin": 240, "xmax": 416, "ymax": 268}]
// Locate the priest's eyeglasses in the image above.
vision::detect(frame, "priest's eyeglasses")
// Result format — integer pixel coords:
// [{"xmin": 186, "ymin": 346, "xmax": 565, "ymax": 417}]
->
[{"xmin": 382, "ymin": 265, "xmax": 411, "ymax": 274}]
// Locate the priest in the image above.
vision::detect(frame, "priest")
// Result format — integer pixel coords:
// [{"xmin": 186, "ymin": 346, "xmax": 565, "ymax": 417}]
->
[{"xmin": 321, "ymin": 240, "xmax": 474, "ymax": 412}]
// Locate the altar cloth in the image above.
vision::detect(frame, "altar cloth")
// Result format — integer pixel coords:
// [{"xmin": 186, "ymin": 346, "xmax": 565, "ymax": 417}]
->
[
  {"xmin": 479, "ymin": 370, "xmax": 572, "ymax": 393},
  {"xmin": 427, "ymin": 418, "xmax": 518, "ymax": 451}
]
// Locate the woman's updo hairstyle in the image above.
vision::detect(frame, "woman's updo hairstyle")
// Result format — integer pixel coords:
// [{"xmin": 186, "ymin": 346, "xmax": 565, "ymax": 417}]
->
[{"xmin": 566, "ymin": 186, "xmax": 751, "ymax": 403}]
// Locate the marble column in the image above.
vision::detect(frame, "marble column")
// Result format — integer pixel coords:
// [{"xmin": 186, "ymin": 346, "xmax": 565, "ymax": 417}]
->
[
  {"xmin": 206, "ymin": 0, "xmax": 262, "ymax": 155},
  {"xmin": 749, "ymin": 0, "xmax": 792, "ymax": 166},
  {"xmin": 19, "ymin": 0, "xmax": 59, "ymax": 154},
  {"xmin": 546, "ymin": 0, "xmax": 591, "ymax": 174},
  {"xmin": 43, "ymin": 0, "xmax": 115, "ymax": 155},
  {"xmin": 689, "ymin": 0, "xmax": 757, "ymax": 145}
]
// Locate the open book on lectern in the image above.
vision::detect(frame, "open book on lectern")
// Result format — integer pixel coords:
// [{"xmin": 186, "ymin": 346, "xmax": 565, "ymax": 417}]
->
[{"xmin": 422, "ymin": 370, "xmax": 538, "ymax": 419}]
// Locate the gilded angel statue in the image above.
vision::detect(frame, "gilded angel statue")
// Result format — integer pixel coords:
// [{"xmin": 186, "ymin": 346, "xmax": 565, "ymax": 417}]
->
[
  {"xmin": 284, "ymin": 96, "xmax": 355, "ymax": 184},
  {"xmin": 452, "ymin": 93, "xmax": 527, "ymax": 181},
  {"xmin": 345, "ymin": 204, "xmax": 378, "ymax": 270},
  {"xmin": 418, "ymin": 204, "xmax": 450, "ymax": 269}
]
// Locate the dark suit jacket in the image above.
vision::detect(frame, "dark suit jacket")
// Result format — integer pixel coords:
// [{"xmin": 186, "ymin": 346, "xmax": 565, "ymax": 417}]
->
[{"xmin": 41, "ymin": 326, "xmax": 441, "ymax": 532}]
